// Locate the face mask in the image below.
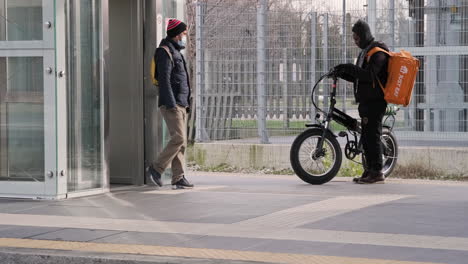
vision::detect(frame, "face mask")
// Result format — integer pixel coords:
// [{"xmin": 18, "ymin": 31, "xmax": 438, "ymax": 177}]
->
[{"xmin": 178, "ymin": 36, "xmax": 187, "ymax": 48}]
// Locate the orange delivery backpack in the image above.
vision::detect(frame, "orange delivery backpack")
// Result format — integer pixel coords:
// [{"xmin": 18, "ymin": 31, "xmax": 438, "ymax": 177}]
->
[{"xmin": 367, "ymin": 47, "xmax": 420, "ymax": 107}]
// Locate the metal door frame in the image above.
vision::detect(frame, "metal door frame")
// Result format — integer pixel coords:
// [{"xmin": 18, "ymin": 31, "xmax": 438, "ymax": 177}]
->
[{"xmin": 0, "ymin": 0, "xmax": 59, "ymax": 198}]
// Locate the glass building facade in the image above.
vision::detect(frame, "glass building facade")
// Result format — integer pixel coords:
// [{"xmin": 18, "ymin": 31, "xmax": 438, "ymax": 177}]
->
[{"xmin": 0, "ymin": 0, "xmax": 185, "ymax": 199}]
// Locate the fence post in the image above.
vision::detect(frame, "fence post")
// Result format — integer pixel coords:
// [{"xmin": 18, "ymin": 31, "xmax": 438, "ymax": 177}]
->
[
  {"xmin": 195, "ymin": 2, "xmax": 208, "ymax": 142},
  {"xmin": 389, "ymin": 0, "xmax": 395, "ymax": 50},
  {"xmin": 282, "ymin": 48, "xmax": 289, "ymax": 128},
  {"xmin": 257, "ymin": 0, "xmax": 270, "ymax": 144},
  {"xmin": 310, "ymin": 12, "xmax": 317, "ymax": 121},
  {"xmin": 342, "ymin": 0, "xmax": 347, "ymax": 113},
  {"xmin": 367, "ymin": 0, "xmax": 376, "ymax": 35},
  {"xmin": 323, "ymin": 13, "xmax": 329, "ymax": 110}
]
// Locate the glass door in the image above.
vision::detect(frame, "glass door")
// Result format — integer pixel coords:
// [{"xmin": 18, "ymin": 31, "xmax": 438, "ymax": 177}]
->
[
  {"xmin": 0, "ymin": 0, "xmax": 58, "ymax": 198},
  {"xmin": 64, "ymin": 0, "xmax": 104, "ymax": 194}
]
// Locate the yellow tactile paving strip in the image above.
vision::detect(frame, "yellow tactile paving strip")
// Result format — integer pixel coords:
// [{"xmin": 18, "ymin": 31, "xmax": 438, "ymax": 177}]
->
[{"xmin": 0, "ymin": 238, "xmax": 443, "ymax": 264}]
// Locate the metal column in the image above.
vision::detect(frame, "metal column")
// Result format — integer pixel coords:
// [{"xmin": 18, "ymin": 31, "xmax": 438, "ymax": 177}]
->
[
  {"xmin": 310, "ymin": 12, "xmax": 317, "ymax": 120},
  {"xmin": 389, "ymin": 0, "xmax": 395, "ymax": 49},
  {"xmin": 195, "ymin": 2, "xmax": 208, "ymax": 142},
  {"xmin": 256, "ymin": 0, "xmax": 269, "ymax": 144},
  {"xmin": 367, "ymin": 0, "xmax": 376, "ymax": 34},
  {"xmin": 342, "ymin": 0, "xmax": 347, "ymax": 113},
  {"xmin": 323, "ymin": 13, "xmax": 329, "ymax": 109},
  {"xmin": 282, "ymin": 48, "xmax": 289, "ymax": 128}
]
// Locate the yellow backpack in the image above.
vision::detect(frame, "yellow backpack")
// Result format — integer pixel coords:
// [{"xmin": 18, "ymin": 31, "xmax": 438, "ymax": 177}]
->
[
  {"xmin": 151, "ymin": 46, "xmax": 173, "ymax": 86},
  {"xmin": 367, "ymin": 47, "xmax": 420, "ymax": 106}
]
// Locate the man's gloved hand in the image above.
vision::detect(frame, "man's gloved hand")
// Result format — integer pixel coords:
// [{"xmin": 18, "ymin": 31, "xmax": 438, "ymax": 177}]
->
[{"xmin": 334, "ymin": 63, "xmax": 355, "ymax": 77}]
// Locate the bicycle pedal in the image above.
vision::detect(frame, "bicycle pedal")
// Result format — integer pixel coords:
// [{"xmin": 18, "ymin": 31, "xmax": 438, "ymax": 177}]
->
[{"xmin": 338, "ymin": 131, "xmax": 347, "ymax": 137}]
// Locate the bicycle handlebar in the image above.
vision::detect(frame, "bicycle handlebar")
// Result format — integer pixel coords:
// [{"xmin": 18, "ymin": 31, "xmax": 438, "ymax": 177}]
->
[
  {"xmin": 325, "ymin": 68, "xmax": 339, "ymax": 79},
  {"xmin": 311, "ymin": 69, "xmax": 338, "ymax": 115},
  {"xmin": 311, "ymin": 68, "xmax": 399, "ymax": 120}
]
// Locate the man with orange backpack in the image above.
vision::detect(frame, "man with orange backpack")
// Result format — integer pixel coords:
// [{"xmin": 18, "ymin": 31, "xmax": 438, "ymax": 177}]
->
[{"xmin": 334, "ymin": 19, "xmax": 389, "ymax": 184}]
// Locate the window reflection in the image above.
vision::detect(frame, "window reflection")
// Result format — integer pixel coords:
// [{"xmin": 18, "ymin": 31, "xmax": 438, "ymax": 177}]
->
[
  {"xmin": 66, "ymin": 0, "xmax": 103, "ymax": 192},
  {"xmin": 0, "ymin": 0, "xmax": 43, "ymax": 41},
  {"xmin": 0, "ymin": 57, "xmax": 44, "ymax": 181}
]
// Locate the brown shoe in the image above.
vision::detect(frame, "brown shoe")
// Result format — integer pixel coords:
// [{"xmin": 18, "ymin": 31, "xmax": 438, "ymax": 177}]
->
[
  {"xmin": 353, "ymin": 170, "xmax": 369, "ymax": 183},
  {"xmin": 357, "ymin": 171, "xmax": 385, "ymax": 184}
]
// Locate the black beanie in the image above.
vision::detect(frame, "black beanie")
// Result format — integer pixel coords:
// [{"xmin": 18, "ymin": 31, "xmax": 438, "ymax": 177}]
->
[
  {"xmin": 352, "ymin": 19, "xmax": 374, "ymax": 49},
  {"xmin": 167, "ymin": 19, "xmax": 187, "ymax": 38}
]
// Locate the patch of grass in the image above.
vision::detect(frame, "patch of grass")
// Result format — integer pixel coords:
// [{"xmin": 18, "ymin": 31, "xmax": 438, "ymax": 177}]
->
[
  {"xmin": 337, "ymin": 161, "xmax": 364, "ymax": 177},
  {"xmin": 231, "ymin": 120, "xmax": 308, "ymax": 129},
  {"xmin": 230, "ymin": 119, "xmax": 346, "ymax": 132},
  {"xmin": 393, "ymin": 163, "xmax": 441, "ymax": 179},
  {"xmin": 199, "ymin": 163, "xmax": 237, "ymax": 173},
  {"xmin": 392, "ymin": 164, "xmax": 468, "ymax": 181},
  {"xmin": 187, "ymin": 162, "xmax": 295, "ymax": 175},
  {"xmin": 260, "ymin": 168, "xmax": 295, "ymax": 175},
  {"xmin": 188, "ymin": 160, "xmax": 468, "ymax": 182}
]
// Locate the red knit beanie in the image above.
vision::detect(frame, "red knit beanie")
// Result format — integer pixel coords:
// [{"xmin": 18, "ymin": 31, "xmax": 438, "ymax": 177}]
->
[{"xmin": 167, "ymin": 19, "xmax": 187, "ymax": 38}]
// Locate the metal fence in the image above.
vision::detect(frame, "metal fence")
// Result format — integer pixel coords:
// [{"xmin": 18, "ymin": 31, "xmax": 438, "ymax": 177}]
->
[{"xmin": 195, "ymin": 0, "xmax": 468, "ymax": 144}]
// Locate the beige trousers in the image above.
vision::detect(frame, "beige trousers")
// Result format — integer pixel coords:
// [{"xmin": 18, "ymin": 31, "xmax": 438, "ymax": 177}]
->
[{"xmin": 154, "ymin": 105, "xmax": 187, "ymax": 184}]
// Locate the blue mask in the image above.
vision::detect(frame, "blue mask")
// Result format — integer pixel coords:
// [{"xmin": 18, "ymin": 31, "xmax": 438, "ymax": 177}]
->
[{"xmin": 178, "ymin": 37, "xmax": 187, "ymax": 48}]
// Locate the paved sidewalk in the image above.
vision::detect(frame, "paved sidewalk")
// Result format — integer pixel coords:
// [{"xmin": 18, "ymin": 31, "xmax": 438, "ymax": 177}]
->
[{"xmin": 1, "ymin": 172, "xmax": 468, "ymax": 264}]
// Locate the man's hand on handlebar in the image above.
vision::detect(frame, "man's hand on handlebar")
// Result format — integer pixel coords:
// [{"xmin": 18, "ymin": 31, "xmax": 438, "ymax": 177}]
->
[
  {"xmin": 327, "ymin": 68, "xmax": 339, "ymax": 78},
  {"xmin": 333, "ymin": 63, "xmax": 355, "ymax": 78}
]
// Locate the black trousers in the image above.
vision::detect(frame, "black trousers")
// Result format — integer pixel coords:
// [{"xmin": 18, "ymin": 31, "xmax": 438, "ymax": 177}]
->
[{"xmin": 358, "ymin": 100, "xmax": 387, "ymax": 172}]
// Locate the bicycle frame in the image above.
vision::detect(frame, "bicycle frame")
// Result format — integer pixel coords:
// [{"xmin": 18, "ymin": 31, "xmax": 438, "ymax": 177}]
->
[
  {"xmin": 313, "ymin": 75, "xmax": 361, "ymax": 157},
  {"xmin": 311, "ymin": 72, "xmax": 397, "ymax": 161}
]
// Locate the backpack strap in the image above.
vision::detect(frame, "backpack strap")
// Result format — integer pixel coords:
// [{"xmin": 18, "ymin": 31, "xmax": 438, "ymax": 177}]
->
[
  {"xmin": 366, "ymin": 47, "xmax": 390, "ymax": 63},
  {"xmin": 367, "ymin": 47, "xmax": 390, "ymax": 93},
  {"xmin": 159, "ymin": 45, "xmax": 174, "ymax": 66},
  {"xmin": 153, "ymin": 45, "xmax": 174, "ymax": 83},
  {"xmin": 373, "ymin": 73, "xmax": 385, "ymax": 93}
]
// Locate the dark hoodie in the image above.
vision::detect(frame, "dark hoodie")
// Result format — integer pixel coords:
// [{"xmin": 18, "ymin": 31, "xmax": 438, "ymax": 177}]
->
[
  {"xmin": 339, "ymin": 20, "xmax": 389, "ymax": 103},
  {"xmin": 155, "ymin": 37, "xmax": 191, "ymax": 109},
  {"xmin": 353, "ymin": 19, "xmax": 374, "ymax": 49}
]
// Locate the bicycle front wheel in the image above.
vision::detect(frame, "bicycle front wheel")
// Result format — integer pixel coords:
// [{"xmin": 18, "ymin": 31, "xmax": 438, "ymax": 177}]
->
[{"xmin": 290, "ymin": 128, "xmax": 342, "ymax": 185}]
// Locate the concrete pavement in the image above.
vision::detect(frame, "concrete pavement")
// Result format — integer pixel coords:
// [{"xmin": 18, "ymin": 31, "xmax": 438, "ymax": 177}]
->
[{"xmin": 1, "ymin": 171, "xmax": 468, "ymax": 264}]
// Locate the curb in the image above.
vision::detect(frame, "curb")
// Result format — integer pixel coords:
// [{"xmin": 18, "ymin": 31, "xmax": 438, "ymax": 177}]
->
[{"xmin": 0, "ymin": 247, "xmax": 269, "ymax": 264}]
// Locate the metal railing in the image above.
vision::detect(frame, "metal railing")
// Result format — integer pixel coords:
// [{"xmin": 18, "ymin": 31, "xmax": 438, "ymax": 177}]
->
[{"xmin": 195, "ymin": 0, "xmax": 468, "ymax": 145}]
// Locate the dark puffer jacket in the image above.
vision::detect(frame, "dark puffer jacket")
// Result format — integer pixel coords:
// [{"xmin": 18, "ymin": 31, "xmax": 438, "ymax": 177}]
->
[
  {"xmin": 336, "ymin": 21, "xmax": 389, "ymax": 103},
  {"xmin": 155, "ymin": 37, "xmax": 191, "ymax": 108}
]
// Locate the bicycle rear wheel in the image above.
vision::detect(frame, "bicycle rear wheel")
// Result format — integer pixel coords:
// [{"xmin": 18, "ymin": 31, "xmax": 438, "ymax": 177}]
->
[
  {"xmin": 381, "ymin": 127, "xmax": 398, "ymax": 177},
  {"xmin": 361, "ymin": 127, "xmax": 398, "ymax": 177}
]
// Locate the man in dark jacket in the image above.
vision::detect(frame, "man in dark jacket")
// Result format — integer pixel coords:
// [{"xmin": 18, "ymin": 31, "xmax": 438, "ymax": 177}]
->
[
  {"xmin": 334, "ymin": 19, "xmax": 389, "ymax": 184},
  {"xmin": 147, "ymin": 19, "xmax": 194, "ymax": 189}
]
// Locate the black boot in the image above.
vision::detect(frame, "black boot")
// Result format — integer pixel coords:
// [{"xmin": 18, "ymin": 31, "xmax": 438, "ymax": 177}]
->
[
  {"xmin": 358, "ymin": 170, "xmax": 385, "ymax": 184},
  {"xmin": 353, "ymin": 170, "xmax": 369, "ymax": 183}
]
